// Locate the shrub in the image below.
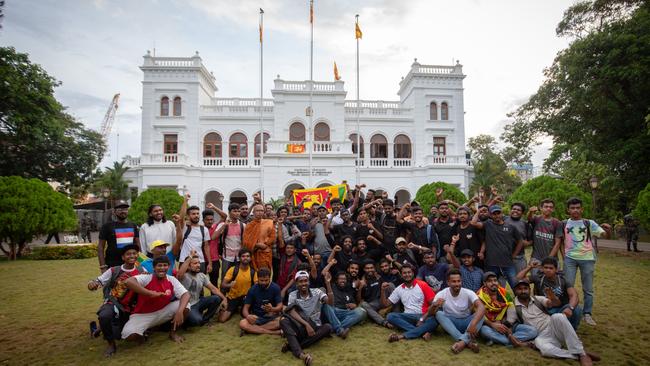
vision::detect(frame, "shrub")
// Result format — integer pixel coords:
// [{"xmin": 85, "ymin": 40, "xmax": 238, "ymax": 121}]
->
[
  {"xmin": 29, "ymin": 244, "xmax": 97, "ymax": 260},
  {"xmin": 415, "ymin": 182, "xmax": 468, "ymax": 211},
  {"xmin": 507, "ymin": 176, "xmax": 592, "ymax": 220},
  {"xmin": 127, "ymin": 188, "xmax": 183, "ymax": 225},
  {"xmin": 633, "ymin": 183, "xmax": 650, "ymax": 230}
]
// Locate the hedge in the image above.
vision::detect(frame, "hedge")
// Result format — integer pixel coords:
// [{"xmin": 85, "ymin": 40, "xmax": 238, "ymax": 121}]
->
[{"xmin": 29, "ymin": 244, "xmax": 98, "ymax": 260}]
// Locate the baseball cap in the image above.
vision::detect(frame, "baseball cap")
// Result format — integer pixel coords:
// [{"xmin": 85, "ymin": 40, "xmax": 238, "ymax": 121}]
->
[
  {"xmin": 460, "ymin": 249, "xmax": 474, "ymax": 257},
  {"xmin": 513, "ymin": 278, "xmax": 531, "ymax": 289},
  {"xmin": 482, "ymin": 271, "xmax": 498, "ymax": 282},
  {"xmin": 150, "ymin": 239, "xmax": 170, "ymax": 249},
  {"xmin": 114, "ymin": 200, "xmax": 130, "ymax": 208},
  {"xmin": 120, "ymin": 244, "xmax": 140, "ymax": 255},
  {"xmin": 489, "ymin": 205, "xmax": 502, "ymax": 213},
  {"xmin": 395, "ymin": 237, "xmax": 407, "ymax": 245},
  {"xmin": 294, "ymin": 270, "xmax": 310, "ymax": 280}
]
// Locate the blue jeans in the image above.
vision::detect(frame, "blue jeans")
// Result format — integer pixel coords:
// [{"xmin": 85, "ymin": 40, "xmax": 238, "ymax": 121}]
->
[
  {"xmin": 548, "ymin": 303, "xmax": 582, "ymax": 330},
  {"xmin": 435, "ymin": 311, "xmax": 484, "ymax": 345},
  {"xmin": 187, "ymin": 295, "xmax": 222, "ymax": 326},
  {"xmin": 480, "ymin": 323, "xmax": 538, "ymax": 346},
  {"xmin": 486, "ymin": 265, "xmax": 518, "ymax": 290},
  {"xmin": 386, "ymin": 312, "xmax": 438, "ymax": 339},
  {"xmin": 322, "ymin": 304, "xmax": 366, "ymax": 334},
  {"xmin": 563, "ymin": 256, "xmax": 595, "ymax": 315}
]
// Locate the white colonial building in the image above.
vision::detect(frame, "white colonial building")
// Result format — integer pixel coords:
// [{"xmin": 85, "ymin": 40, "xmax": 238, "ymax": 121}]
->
[{"xmin": 124, "ymin": 51, "xmax": 473, "ymax": 209}]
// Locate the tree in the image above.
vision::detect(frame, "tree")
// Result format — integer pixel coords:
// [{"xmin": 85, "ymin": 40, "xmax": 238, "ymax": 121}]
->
[
  {"xmin": 415, "ymin": 182, "xmax": 467, "ymax": 211},
  {"xmin": 503, "ymin": 1, "xmax": 650, "ymax": 203},
  {"xmin": 507, "ymin": 176, "xmax": 592, "ymax": 220},
  {"xmin": 0, "ymin": 47, "xmax": 105, "ymax": 186},
  {"xmin": 632, "ymin": 183, "xmax": 650, "ymax": 230},
  {"xmin": 266, "ymin": 196, "xmax": 285, "ymax": 211},
  {"xmin": 0, "ymin": 176, "xmax": 77, "ymax": 259},
  {"xmin": 93, "ymin": 161, "xmax": 131, "ymax": 202},
  {"xmin": 467, "ymin": 134, "xmax": 522, "ymax": 198},
  {"xmin": 127, "ymin": 188, "xmax": 183, "ymax": 226}
]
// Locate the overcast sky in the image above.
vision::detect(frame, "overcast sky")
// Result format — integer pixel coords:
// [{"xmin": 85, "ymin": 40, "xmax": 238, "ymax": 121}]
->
[{"xmin": 0, "ymin": 0, "xmax": 573, "ymax": 166}]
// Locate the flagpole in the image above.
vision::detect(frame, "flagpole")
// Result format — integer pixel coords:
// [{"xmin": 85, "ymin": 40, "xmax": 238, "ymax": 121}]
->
[
  {"xmin": 355, "ymin": 14, "xmax": 361, "ymax": 185},
  {"xmin": 308, "ymin": 0, "xmax": 314, "ymax": 187},
  {"xmin": 259, "ymin": 8, "xmax": 265, "ymax": 201}
]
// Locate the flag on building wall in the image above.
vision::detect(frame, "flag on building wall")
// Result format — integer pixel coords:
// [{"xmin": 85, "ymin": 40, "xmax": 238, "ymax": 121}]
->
[
  {"xmin": 355, "ymin": 21, "xmax": 362, "ymax": 39},
  {"xmin": 286, "ymin": 143, "xmax": 306, "ymax": 153},
  {"xmin": 292, "ymin": 184, "xmax": 348, "ymax": 209},
  {"xmin": 334, "ymin": 62, "xmax": 341, "ymax": 81}
]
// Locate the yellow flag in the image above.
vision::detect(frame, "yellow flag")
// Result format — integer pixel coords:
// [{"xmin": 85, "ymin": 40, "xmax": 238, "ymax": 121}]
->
[
  {"xmin": 334, "ymin": 62, "xmax": 341, "ymax": 81},
  {"xmin": 259, "ymin": 24, "xmax": 263, "ymax": 43},
  {"xmin": 355, "ymin": 21, "xmax": 362, "ymax": 39}
]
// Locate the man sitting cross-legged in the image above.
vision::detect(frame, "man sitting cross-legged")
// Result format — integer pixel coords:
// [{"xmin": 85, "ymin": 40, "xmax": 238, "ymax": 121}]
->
[
  {"xmin": 122, "ymin": 256, "xmax": 190, "ymax": 343},
  {"xmin": 87, "ymin": 244, "xmax": 142, "ymax": 357},
  {"xmin": 358, "ymin": 259, "xmax": 395, "ymax": 328},
  {"xmin": 382, "ymin": 263, "xmax": 439, "ymax": 342},
  {"xmin": 280, "ymin": 270, "xmax": 333, "ymax": 366},
  {"xmin": 177, "ymin": 250, "xmax": 227, "ymax": 327},
  {"xmin": 239, "ymin": 267, "xmax": 283, "ymax": 335},
  {"xmin": 506, "ymin": 279, "xmax": 600, "ymax": 366},
  {"xmin": 322, "ymin": 270, "xmax": 367, "ymax": 338},
  {"xmin": 477, "ymin": 271, "xmax": 538, "ymax": 347},
  {"xmin": 429, "ymin": 268, "xmax": 485, "ymax": 354}
]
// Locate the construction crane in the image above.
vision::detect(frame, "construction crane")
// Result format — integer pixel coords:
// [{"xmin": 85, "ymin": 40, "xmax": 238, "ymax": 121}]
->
[{"xmin": 100, "ymin": 93, "xmax": 120, "ymax": 157}]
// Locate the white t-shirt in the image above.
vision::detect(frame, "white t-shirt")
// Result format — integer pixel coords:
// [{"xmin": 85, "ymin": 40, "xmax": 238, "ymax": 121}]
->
[
  {"xmin": 133, "ymin": 274, "xmax": 188, "ymax": 299},
  {"xmin": 387, "ymin": 279, "xmax": 435, "ymax": 314},
  {"xmin": 139, "ymin": 220, "xmax": 176, "ymax": 254},
  {"xmin": 96, "ymin": 264, "xmax": 138, "ymax": 285},
  {"xmin": 179, "ymin": 225, "xmax": 210, "ymax": 263},
  {"xmin": 434, "ymin": 287, "xmax": 479, "ymax": 318}
]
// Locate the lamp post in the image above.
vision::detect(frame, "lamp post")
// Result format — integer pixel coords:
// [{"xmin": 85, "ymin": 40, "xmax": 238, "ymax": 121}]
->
[{"xmin": 101, "ymin": 188, "xmax": 111, "ymax": 224}]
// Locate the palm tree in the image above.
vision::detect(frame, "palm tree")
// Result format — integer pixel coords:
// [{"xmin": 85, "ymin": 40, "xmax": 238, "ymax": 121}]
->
[{"xmin": 94, "ymin": 161, "xmax": 131, "ymax": 202}]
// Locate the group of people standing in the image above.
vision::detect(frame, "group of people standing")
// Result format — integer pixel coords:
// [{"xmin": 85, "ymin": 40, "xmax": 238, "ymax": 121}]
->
[{"xmin": 88, "ymin": 183, "xmax": 610, "ymax": 366}]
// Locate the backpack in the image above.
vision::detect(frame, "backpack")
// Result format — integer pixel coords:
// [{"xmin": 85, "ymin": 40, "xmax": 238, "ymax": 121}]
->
[
  {"xmin": 219, "ymin": 221, "xmax": 245, "ymax": 258},
  {"xmin": 222, "ymin": 265, "xmax": 256, "ymax": 294},
  {"xmin": 515, "ymin": 297, "xmax": 547, "ymax": 325},
  {"xmin": 102, "ymin": 265, "xmax": 141, "ymax": 312},
  {"xmin": 426, "ymin": 224, "xmax": 442, "ymax": 258},
  {"xmin": 183, "ymin": 224, "xmax": 205, "ymax": 243}
]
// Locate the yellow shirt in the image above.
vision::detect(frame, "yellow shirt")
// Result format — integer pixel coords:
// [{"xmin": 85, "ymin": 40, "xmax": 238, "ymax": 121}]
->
[{"xmin": 224, "ymin": 265, "xmax": 258, "ymax": 299}]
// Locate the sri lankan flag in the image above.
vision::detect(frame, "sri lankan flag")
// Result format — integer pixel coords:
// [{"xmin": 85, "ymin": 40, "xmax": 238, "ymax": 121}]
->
[
  {"xmin": 292, "ymin": 184, "xmax": 348, "ymax": 210},
  {"xmin": 355, "ymin": 21, "xmax": 362, "ymax": 39},
  {"xmin": 286, "ymin": 143, "xmax": 306, "ymax": 153}
]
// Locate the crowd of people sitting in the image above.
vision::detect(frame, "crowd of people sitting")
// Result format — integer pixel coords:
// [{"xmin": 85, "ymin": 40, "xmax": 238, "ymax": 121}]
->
[{"xmin": 88, "ymin": 183, "xmax": 610, "ymax": 365}]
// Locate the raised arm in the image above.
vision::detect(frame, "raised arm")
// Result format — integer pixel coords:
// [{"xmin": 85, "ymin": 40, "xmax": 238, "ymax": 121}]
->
[
  {"xmin": 323, "ymin": 271, "xmax": 334, "ymax": 306},
  {"xmin": 470, "ymin": 210, "xmax": 484, "ymax": 229},
  {"xmin": 171, "ymin": 214, "xmax": 183, "ymax": 257},
  {"xmin": 447, "ymin": 234, "xmax": 461, "ymax": 268}
]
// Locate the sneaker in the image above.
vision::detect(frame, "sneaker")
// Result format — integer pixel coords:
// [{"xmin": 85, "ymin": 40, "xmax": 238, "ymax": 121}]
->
[{"xmin": 584, "ymin": 314, "xmax": 597, "ymax": 326}]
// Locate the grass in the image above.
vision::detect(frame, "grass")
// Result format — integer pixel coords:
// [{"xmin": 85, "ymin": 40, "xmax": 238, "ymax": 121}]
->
[{"xmin": 1, "ymin": 249, "xmax": 650, "ymax": 365}]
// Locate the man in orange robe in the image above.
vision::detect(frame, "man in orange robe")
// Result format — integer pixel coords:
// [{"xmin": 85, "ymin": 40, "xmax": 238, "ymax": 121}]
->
[{"xmin": 242, "ymin": 204, "xmax": 276, "ymax": 271}]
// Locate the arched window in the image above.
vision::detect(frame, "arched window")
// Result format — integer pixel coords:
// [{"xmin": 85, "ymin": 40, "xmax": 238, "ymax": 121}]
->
[
  {"xmin": 394, "ymin": 134, "xmax": 411, "ymax": 159},
  {"xmin": 160, "ymin": 96, "xmax": 169, "ymax": 116},
  {"xmin": 349, "ymin": 133, "xmax": 364, "ymax": 157},
  {"xmin": 203, "ymin": 132, "xmax": 222, "ymax": 157},
  {"xmin": 254, "ymin": 132, "xmax": 270, "ymax": 157},
  {"xmin": 370, "ymin": 134, "xmax": 388, "ymax": 158},
  {"xmin": 229, "ymin": 133, "xmax": 247, "ymax": 157},
  {"xmin": 289, "ymin": 122, "xmax": 306, "ymax": 141},
  {"xmin": 314, "ymin": 122, "xmax": 330, "ymax": 141},
  {"xmin": 173, "ymin": 97, "xmax": 182, "ymax": 116},
  {"xmin": 441, "ymin": 102, "xmax": 449, "ymax": 120},
  {"xmin": 429, "ymin": 102, "xmax": 438, "ymax": 120}
]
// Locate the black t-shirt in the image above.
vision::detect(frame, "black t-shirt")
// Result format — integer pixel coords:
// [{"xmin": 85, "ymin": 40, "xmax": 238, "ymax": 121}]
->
[
  {"xmin": 452, "ymin": 224, "xmax": 484, "ymax": 257},
  {"xmin": 401, "ymin": 221, "xmax": 431, "ymax": 247},
  {"xmin": 483, "ymin": 220, "xmax": 521, "ymax": 267},
  {"xmin": 380, "ymin": 213, "xmax": 398, "ymax": 254},
  {"xmin": 393, "ymin": 250, "xmax": 418, "ymax": 269},
  {"xmin": 333, "ymin": 250, "xmax": 354, "ymax": 274},
  {"xmin": 245, "ymin": 282, "xmax": 282, "ymax": 317},
  {"xmin": 434, "ymin": 217, "xmax": 456, "ymax": 246},
  {"xmin": 332, "ymin": 283, "xmax": 357, "ymax": 309},
  {"xmin": 333, "ymin": 222, "xmax": 357, "ymax": 243},
  {"xmin": 362, "ymin": 275, "xmax": 383, "ymax": 302},
  {"xmin": 99, "ymin": 221, "xmax": 139, "ymax": 267},
  {"xmin": 533, "ymin": 272, "xmax": 570, "ymax": 306}
]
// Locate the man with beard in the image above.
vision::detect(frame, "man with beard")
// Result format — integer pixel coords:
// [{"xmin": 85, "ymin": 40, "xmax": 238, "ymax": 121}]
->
[
  {"xmin": 358, "ymin": 260, "xmax": 394, "ymax": 327},
  {"xmin": 243, "ymin": 204, "xmax": 277, "ymax": 272},
  {"xmin": 177, "ymin": 251, "xmax": 227, "ymax": 327},
  {"xmin": 517, "ymin": 257, "xmax": 582, "ymax": 330},
  {"xmin": 331, "ymin": 236, "xmax": 354, "ymax": 274},
  {"xmin": 505, "ymin": 202, "xmax": 532, "ymax": 274},
  {"xmin": 471, "ymin": 205, "xmax": 523, "ymax": 289},
  {"xmin": 177, "ymin": 203, "xmax": 211, "ymax": 274},
  {"xmin": 239, "ymin": 203, "xmax": 251, "ymax": 224},
  {"xmin": 351, "ymin": 238, "xmax": 372, "ymax": 264},
  {"xmin": 355, "ymin": 209, "xmax": 384, "ymax": 261},
  {"xmin": 477, "ymin": 204, "xmax": 490, "ymax": 222},
  {"xmin": 122, "ymin": 256, "xmax": 190, "ymax": 344},
  {"xmin": 378, "ymin": 258, "xmax": 400, "ymax": 286},
  {"xmin": 213, "ymin": 203, "xmax": 245, "ymax": 283},
  {"xmin": 506, "ymin": 279, "xmax": 600, "ymax": 366},
  {"xmin": 452, "ymin": 206, "xmax": 485, "ymax": 268},
  {"xmin": 240, "ymin": 268, "xmax": 283, "ymax": 335},
  {"xmin": 378, "ymin": 199, "xmax": 399, "ymax": 254},
  {"xmin": 139, "ymin": 204, "xmax": 177, "ymax": 257},
  {"xmin": 477, "ymin": 271, "xmax": 538, "ymax": 347},
  {"xmin": 416, "ymin": 250, "xmax": 449, "ymax": 292},
  {"xmin": 219, "ymin": 248, "xmax": 258, "ymax": 322},
  {"xmin": 280, "ymin": 271, "xmax": 333, "ymax": 366},
  {"xmin": 98, "ymin": 200, "xmax": 140, "ymax": 271},
  {"xmin": 447, "ymin": 237, "xmax": 484, "ymax": 293},
  {"xmin": 398, "ymin": 205, "xmax": 441, "ymax": 258},
  {"xmin": 390, "ymin": 237, "xmax": 419, "ymax": 270},
  {"xmin": 332, "ymin": 210, "xmax": 357, "ymax": 244},
  {"xmin": 428, "ymin": 269, "xmax": 485, "ymax": 354},
  {"xmin": 277, "ymin": 242, "xmax": 302, "ymax": 293},
  {"xmin": 322, "ymin": 271, "xmax": 367, "ymax": 338},
  {"xmin": 433, "ymin": 201, "xmax": 456, "ymax": 262},
  {"xmin": 382, "ymin": 264, "xmax": 439, "ymax": 342},
  {"xmin": 88, "ymin": 244, "xmax": 141, "ymax": 357}
]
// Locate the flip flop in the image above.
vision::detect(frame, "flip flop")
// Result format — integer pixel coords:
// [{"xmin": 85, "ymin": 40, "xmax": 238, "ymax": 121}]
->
[{"xmin": 388, "ymin": 333, "xmax": 400, "ymax": 343}]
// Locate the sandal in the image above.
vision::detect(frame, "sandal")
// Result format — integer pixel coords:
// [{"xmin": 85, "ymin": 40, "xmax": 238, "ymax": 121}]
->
[
  {"xmin": 388, "ymin": 333, "xmax": 400, "ymax": 343},
  {"xmin": 467, "ymin": 341, "xmax": 480, "ymax": 353},
  {"xmin": 301, "ymin": 353, "xmax": 313, "ymax": 366},
  {"xmin": 281, "ymin": 342, "xmax": 289, "ymax": 353},
  {"xmin": 451, "ymin": 341, "xmax": 465, "ymax": 354}
]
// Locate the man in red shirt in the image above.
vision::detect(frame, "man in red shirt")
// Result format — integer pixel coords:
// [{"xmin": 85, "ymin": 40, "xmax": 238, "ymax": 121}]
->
[
  {"xmin": 381, "ymin": 263, "xmax": 440, "ymax": 342},
  {"xmin": 122, "ymin": 256, "xmax": 190, "ymax": 343}
]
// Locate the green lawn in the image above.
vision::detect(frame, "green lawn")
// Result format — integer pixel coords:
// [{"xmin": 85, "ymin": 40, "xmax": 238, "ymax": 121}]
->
[{"xmin": 1, "ymin": 250, "xmax": 649, "ymax": 365}]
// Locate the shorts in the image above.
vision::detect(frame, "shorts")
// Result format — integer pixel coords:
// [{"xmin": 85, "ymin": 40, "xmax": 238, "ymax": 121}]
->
[
  {"xmin": 226, "ymin": 296, "xmax": 245, "ymax": 313},
  {"xmin": 256, "ymin": 314, "xmax": 279, "ymax": 325}
]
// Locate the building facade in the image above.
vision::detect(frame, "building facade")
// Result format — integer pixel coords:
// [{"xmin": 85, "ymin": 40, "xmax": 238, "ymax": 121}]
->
[{"xmin": 123, "ymin": 51, "xmax": 473, "ymax": 209}]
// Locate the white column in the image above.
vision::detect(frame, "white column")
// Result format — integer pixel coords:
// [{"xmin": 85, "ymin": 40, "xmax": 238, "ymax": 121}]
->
[{"xmin": 388, "ymin": 142, "xmax": 394, "ymax": 167}]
